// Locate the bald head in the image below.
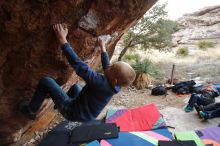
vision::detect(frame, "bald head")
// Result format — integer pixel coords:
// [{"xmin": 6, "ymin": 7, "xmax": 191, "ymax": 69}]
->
[{"xmin": 105, "ymin": 61, "xmax": 136, "ymax": 87}]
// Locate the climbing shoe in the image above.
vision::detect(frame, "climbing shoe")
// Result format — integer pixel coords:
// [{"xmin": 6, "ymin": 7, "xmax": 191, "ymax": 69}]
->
[
  {"xmin": 184, "ymin": 104, "xmax": 193, "ymax": 112},
  {"xmin": 194, "ymin": 103, "xmax": 202, "ymax": 118},
  {"xmin": 19, "ymin": 100, "xmax": 36, "ymax": 120},
  {"xmin": 199, "ymin": 111, "xmax": 209, "ymax": 121}
]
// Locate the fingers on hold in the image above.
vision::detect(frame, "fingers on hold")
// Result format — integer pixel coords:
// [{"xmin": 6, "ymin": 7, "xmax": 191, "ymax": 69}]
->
[
  {"xmin": 53, "ymin": 24, "xmax": 56, "ymax": 30},
  {"xmin": 98, "ymin": 37, "xmax": 101, "ymax": 42},
  {"xmin": 53, "ymin": 23, "xmax": 69, "ymax": 32},
  {"xmin": 57, "ymin": 24, "xmax": 60, "ymax": 31},
  {"xmin": 53, "ymin": 24, "xmax": 58, "ymax": 31}
]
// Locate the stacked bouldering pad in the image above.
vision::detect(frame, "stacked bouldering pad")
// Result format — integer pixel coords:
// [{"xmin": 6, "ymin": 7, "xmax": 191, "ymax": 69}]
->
[{"xmin": 38, "ymin": 104, "xmax": 220, "ymax": 146}]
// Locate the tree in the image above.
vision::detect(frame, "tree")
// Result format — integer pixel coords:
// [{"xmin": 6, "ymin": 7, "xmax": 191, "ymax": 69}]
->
[{"xmin": 118, "ymin": 3, "xmax": 177, "ymax": 61}]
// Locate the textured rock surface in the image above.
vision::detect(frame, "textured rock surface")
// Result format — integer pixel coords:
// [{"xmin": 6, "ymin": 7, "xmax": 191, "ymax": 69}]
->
[
  {"xmin": 0, "ymin": 0, "xmax": 157, "ymax": 145},
  {"xmin": 173, "ymin": 5, "xmax": 220, "ymax": 47}
]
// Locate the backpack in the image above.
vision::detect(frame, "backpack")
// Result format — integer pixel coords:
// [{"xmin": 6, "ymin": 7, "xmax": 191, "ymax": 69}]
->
[
  {"xmin": 151, "ymin": 86, "xmax": 167, "ymax": 96},
  {"xmin": 172, "ymin": 80, "xmax": 196, "ymax": 94}
]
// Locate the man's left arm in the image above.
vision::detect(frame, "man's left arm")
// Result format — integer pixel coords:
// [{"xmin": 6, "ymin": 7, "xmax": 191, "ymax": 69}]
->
[{"xmin": 61, "ymin": 43, "xmax": 102, "ymax": 85}]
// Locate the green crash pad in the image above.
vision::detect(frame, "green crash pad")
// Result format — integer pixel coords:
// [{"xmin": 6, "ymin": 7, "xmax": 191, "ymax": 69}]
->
[{"xmin": 175, "ymin": 131, "xmax": 204, "ymax": 146}]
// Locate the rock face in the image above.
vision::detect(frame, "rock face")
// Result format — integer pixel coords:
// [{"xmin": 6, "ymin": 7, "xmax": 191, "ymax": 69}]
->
[
  {"xmin": 173, "ymin": 5, "xmax": 220, "ymax": 47},
  {"xmin": 0, "ymin": 0, "xmax": 157, "ymax": 145}
]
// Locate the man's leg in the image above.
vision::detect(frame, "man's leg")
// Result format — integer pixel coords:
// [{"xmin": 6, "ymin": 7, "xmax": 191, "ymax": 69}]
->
[
  {"xmin": 184, "ymin": 93, "xmax": 199, "ymax": 112},
  {"xmin": 188, "ymin": 93, "xmax": 200, "ymax": 107},
  {"xmin": 209, "ymin": 107, "xmax": 220, "ymax": 118},
  {"xmin": 200, "ymin": 107, "xmax": 220, "ymax": 120},
  {"xmin": 196, "ymin": 96, "xmax": 214, "ymax": 107},
  {"xmin": 203, "ymin": 102, "xmax": 220, "ymax": 111},
  {"xmin": 53, "ymin": 83, "xmax": 82, "ymax": 110},
  {"xmin": 67, "ymin": 84, "xmax": 82, "ymax": 100},
  {"xmin": 29, "ymin": 76, "xmax": 70, "ymax": 113}
]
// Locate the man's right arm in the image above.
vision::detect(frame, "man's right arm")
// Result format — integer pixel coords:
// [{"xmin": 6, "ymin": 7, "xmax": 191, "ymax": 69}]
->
[
  {"xmin": 98, "ymin": 37, "xmax": 110, "ymax": 70},
  {"xmin": 53, "ymin": 24, "xmax": 105, "ymax": 85}
]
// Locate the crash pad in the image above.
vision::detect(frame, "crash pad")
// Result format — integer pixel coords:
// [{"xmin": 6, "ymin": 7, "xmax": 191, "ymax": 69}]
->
[
  {"xmin": 105, "ymin": 104, "xmax": 166, "ymax": 132},
  {"xmin": 100, "ymin": 128, "xmax": 173, "ymax": 146},
  {"xmin": 195, "ymin": 126, "xmax": 220, "ymax": 146},
  {"xmin": 158, "ymin": 140, "xmax": 197, "ymax": 146},
  {"xmin": 86, "ymin": 140, "xmax": 101, "ymax": 146},
  {"xmin": 38, "ymin": 120, "xmax": 102, "ymax": 146},
  {"xmin": 175, "ymin": 131, "xmax": 205, "ymax": 146}
]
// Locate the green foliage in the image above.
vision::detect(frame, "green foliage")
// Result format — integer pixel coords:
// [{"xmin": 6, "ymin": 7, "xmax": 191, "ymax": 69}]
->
[
  {"xmin": 197, "ymin": 40, "xmax": 216, "ymax": 50},
  {"xmin": 122, "ymin": 53, "xmax": 141, "ymax": 62},
  {"xmin": 176, "ymin": 47, "xmax": 189, "ymax": 57},
  {"xmin": 118, "ymin": 3, "xmax": 177, "ymax": 60},
  {"xmin": 132, "ymin": 58, "xmax": 159, "ymax": 77}
]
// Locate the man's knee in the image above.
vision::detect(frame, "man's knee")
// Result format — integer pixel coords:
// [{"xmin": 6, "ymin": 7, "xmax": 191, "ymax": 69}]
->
[
  {"xmin": 40, "ymin": 76, "xmax": 55, "ymax": 85},
  {"xmin": 73, "ymin": 83, "xmax": 82, "ymax": 91},
  {"xmin": 67, "ymin": 84, "xmax": 82, "ymax": 97}
]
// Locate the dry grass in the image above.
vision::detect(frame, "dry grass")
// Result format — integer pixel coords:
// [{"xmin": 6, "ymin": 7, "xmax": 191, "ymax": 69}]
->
[{"xmin": 150, "ymin": 47, "xmax": 220, "ymax": 83}]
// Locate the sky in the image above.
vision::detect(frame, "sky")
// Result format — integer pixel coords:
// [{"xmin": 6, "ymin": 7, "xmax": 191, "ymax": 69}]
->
[{"xmin": 157, "ymin": 0, "xmax": 220, "ymax": 20}]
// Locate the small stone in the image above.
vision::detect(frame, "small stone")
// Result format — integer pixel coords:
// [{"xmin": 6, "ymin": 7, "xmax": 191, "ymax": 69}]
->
[
  {"xmin": 38, "ymin": 132, "xmax": 43, "ymax": 137},
  {"xmin": 121, "ymin": 94, "xmax": 126, "ymax": 97},
  {"xmin": 34, "ymin": 131, "xmax": 39, "ymax": 136},
  {"xmin": 35, "ymin": 135, "xmax": 41, "ymax": 141},
  {"xmin": 29, "ymin": 138, "xmax": 35, "ymax": 144},
  {"xmin": 48, "ymin": 126, "xmax": 53, "ymax": 130}
]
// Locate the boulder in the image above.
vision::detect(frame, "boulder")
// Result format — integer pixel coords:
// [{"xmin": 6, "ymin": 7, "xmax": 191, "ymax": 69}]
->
[
  {"xmin": 0, "ymin": 0, "xmax": 157, "ymax": 145},
  {"xmin": 172, "ymin": 5, "xmax": 220, "ymax": 47}
]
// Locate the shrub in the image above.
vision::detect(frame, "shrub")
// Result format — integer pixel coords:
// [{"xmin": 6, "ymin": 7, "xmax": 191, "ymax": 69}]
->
[
  {"xmin": 197, "ymin": 40, "xmax": 215, "ymax": 50},
  {"xmin": 132, "ymin": 58, "xmax": 159, "ymax": 77},
  {"xmin": 176, "ymin": 47, "xmax": 189, "ymax": 57},
  {"xmin": 123, "ymin": 53, "xmax": 141, "ymax": 62}
]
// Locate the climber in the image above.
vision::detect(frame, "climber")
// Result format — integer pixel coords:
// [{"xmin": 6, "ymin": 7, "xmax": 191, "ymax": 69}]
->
[{"xmin": 19, "ymin": 24, "xmax": 136, "ymax": 121}]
